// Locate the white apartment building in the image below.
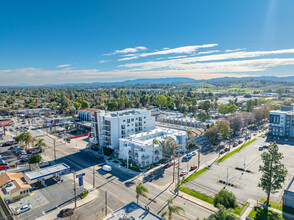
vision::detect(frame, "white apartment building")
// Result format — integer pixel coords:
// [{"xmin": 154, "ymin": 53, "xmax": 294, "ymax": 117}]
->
[
  {"xmin": 269, "ymin": 104, "xmax": 294, "ymax": 138},
  {"xmin": 90, "ymin": 109, "xmax": 155, "ymax": 151},
  {"xmin": 118, "ymin": 128, "xmax": 187, "ymax": 167}
]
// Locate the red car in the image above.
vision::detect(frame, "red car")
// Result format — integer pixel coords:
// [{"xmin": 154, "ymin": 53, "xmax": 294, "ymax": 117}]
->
[
  {"xmin": 190, "ymin": 165, "xmax": 198, "ymax": 170},
  {"xmin": 164, "ymin": 162, "xmax": 173, "ymax": 168},
  {"xmin": 0, "ymin": 164, "xmax": 9, "ymax": 170},
  {"xmin": 16, "ymin": 150, "xmax": 25, "ymax": 155}
]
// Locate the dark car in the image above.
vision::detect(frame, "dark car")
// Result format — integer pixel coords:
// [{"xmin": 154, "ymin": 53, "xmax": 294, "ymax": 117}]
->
[
  {"xmin": 238, "ymin": 140, "xmax": 243, "ymax": 144},
  {"xmin": 220, "ymin": 150, "xmax": 225, "ymax": 154},
  {"xmin": 220, "ymin": 145, "xmax": 225, "ymax": 149},
  {"xmin": 233, "ymin": 143, "xmax": 237, "ymax": 147},
  {"xmin": 27, "ymin": 147, "xmax": 41, "ymax": 155},
  {"xmin": 190, "ymin": 165, "xmax": 197, "ymax": 170},
  {"xmin": 59, "ymin": 208, "xmax": 74, "ymax": 218},
  {"xmin": 224, "ymin": 148, "xmax": 229, "ymax": 152}
]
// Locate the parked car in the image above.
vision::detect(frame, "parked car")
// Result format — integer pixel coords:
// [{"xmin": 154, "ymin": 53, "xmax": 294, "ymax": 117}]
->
[
  {"xmin": 16, "ymin": 204, "xmax": 31, "ymax": 215},
  {"xmin": 19, "ymin": 153, "xmax": 27, "ymax": 159},
  {"xmin": 16, "ymin": 150, "xmax": 26, "ymax": 156},
  {"xmin": 39, "ymin": 161, "xmax": 50, "ymax": 168},
  {"xmin": 27, "ymin": 147, "xmax": 41, "ymax": 155},
  {"xmin": 191, "ymin": 152, "xmax": 196, "ymax": 156},
  {"xmin": 21, "ymin": 157, "xmax": 28, "ymax": 162},
  {"xmin": 180, "ymin": 170, "xmax": 188, "ymax": 176},
  {"xmin": 263, "ymin": 145, "xmax": 268, "ymax": 149},
  {"xmin": 59, "ymin": 208, "xmax": 74, "ymax": 218},
  {"xmin": 238, "ymin": 140, "xmax": 243, "ymax": 144},
  {"xmin": 259, "ymin": 146, "xmax": 264, "ymax": 151},
  {"xmin": 233, "ymin": 142, "xmax": 237, "ymax": 147},
  {"xmin": 183, "ymin": 154, "xmax": 192, "ymax": 160},
  {"xmin": 102, "ymin": 165, "xmax": 112, "ymax": 172},
  {"xmin": 224, "ymin": 148, "xmax": 229, "ymax": 152},
  {"xmin": 220, "ymin": 150, "xmax": 225, "ymax": 154},
  {"xmin": 0, "ymin": 160, "xmax": 7, "ymax": 165},
  {"xmin": 0, "ymin": 164, "xmax": 9, "ymax": 170},
  {"xmin": 164, "ymin": 162, "xmax": 173, "ymax": 168},
  {"xmin": 190, "ymin": 165, "xmax": 197, "ymax": 170}
]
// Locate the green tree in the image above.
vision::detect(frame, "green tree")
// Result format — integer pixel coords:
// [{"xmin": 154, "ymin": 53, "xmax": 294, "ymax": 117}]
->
[
  {"xmin": 213, "ymin": 189, "xmax": 237, "ymax": 209},
  {"xmin": 35, "ymin": 138, "xmax": 46, "ymax": 151},
  {"xmin": 163, "ymin": 137, "xmax": 177, "ymax": 159},
  {"xmin": 217, "ymin": 120, "xmax": 230, "ymax": 137},
  {"xmin": 218, "ymin": 104, "xmax": 229, "ymax": 115},
  {"xmin": 154, "ymin": 95, "xmax": 167, "ymax": 109},
  {"xmin": 258, "ymin": 142, "xmax": 288, "ymax": 206},
  {"xmin": 74, "ymin": 101, "xmax": 81, "ymax": 110},
  {"xmin": 161, "ymin": 198, "xmax": 185, "ymax": 220},
  {"xmin": 205, "ymin": 126, "xmax": 218, "ymax": 144},
  {"xmin": 135, "ymin": 182, "xmax": 148, "ymax": 204},
  {"xmin": 28, "ymin": 154, "xmax": 42, "ymax": 166},
  {"xmin": 197, "ymin": 110, "xmax": 209, "ymax": 122},
  {"xmin": 81, "ymin": 100, "xmax": 90, "ymax": 109},
  {"xmin": 209, "ymin": 205, "xmax": 239, "ymax": 220}
]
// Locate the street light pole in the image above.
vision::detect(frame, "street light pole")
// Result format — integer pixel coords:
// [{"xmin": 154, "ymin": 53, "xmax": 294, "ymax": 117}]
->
[
  {"xmin": 73, "ymin": 172, "xmax": 77, "ymax": 209},
  {"xmin": 93, "ymin": 166, "xmax": 95, "ymax": 189}
]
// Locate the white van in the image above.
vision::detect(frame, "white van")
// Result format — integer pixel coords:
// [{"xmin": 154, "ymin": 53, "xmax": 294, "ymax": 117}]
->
[{"xmin": 102, "ymin": 165, "xmax": 112, "ymax": 172}]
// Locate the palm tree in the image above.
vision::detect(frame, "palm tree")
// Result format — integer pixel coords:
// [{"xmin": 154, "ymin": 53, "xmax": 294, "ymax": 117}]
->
[
  {"xmin": 209, "ymin": 205, "xmax": 239, "ymax": 220},
  {"xmin": 35, "ymin": 138, "xmax": 47, "ymax": 151},
  {"xmin": 135, "ymin": 182, "xmax": 148, "ymax": 204},
  {"xmin": 152, "ymin": 138, "xmax": 161, "ymax": 165},
  {"xmin": 161, "ymin": 198, "xmax": 185, "ymax": 220}
]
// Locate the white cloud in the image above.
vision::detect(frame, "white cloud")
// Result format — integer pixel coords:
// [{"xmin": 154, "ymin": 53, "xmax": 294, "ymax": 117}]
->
[
  {"xmin": 106, "ymin": 46, "xmax": 147, "ymax": 55},
  {"xmin": 120, "ymin": 44, "xmax": 218, "ymax": 61},
  {"xmin": 225, "ymin": 48, "xmax": 245, "ymax": 53},
  {"xmin": 120, "ymin": 48, "xmax": 294, "ymax": 70},
  {"xmin": 99, "ymin": 60, "xmax": 110, "ymax": 63},
  {"xmin": 197, "ymin": 50, "xmax": 220, "ymax": 55},
  {"xmin": 57, "ymin": 64, "xmax": 71, "ymax": 68}
]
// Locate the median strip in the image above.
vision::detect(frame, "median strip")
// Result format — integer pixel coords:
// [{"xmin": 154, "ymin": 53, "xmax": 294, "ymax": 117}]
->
[{"xmin": 216, "ymin": 139, "xmax": 257, "ymax": 163}]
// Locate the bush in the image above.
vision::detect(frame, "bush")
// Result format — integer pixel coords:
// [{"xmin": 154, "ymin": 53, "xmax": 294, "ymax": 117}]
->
[
  {"xmin": 80, "ymin": 190, "xmax": 88, "ymax": 199},
  {"xmin": 11, "ymin": 164, "xmax": 16, "ymax": 168},
  {"xmin": 213, "ymin": 189, "xmax": 238, "ymax": 209}
]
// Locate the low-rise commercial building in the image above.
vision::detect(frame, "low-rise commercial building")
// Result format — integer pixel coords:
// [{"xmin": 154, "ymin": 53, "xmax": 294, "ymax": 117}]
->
[
  {"xmin": 119, "ymin": 128, "xmax": 187, "ymax": 167},
  {"xmin": 283, "ymin": 175, "xmax": 294, "ymax": 209},
  {"xmin": 90, "ymin": 109, "xmax": 155, "ymax": 151},
  {"xmin": 0, "ymin": 172, "xmax": 32, "ymax": 202},
  {"xmin": 269, "ymin": 104, "xmax": 294, "ymax": 138},
  {"xmin": 78, "ymin": 108, "xmax": 99, "ymax": 121}
]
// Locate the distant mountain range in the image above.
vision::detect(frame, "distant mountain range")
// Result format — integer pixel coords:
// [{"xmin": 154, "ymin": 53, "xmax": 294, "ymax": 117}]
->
[{"xmin": 4, "ymin": 76, "xmax": 294, "ymax": 87}]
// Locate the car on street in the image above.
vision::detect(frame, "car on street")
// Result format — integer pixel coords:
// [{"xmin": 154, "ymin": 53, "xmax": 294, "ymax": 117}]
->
[
  {"xmin": 16, "ymin": 204, "xmax": 31, "ymax": 215},
  {"xmin": 259, "ymin": 146, "xmax": 264, "ymax": 151},
  {"xmin": 233, "ymin": 142, "xmax": 237, "ymax": 147},
  {"xmin": 0, "ymin": 164, "xmax": 9, "ymax": 170},
  {"xmin": 262, "ymin": 135, "xmax": 266, "ymax": 138},
  {"xmin": 102, "ymin": 165, "xmax": 112, "ymax": 172},
  {"xmin": 224, "ymin": 148, "xmax": 229, "ymax": 152},
  {"xmin": 39, "ymin": 161, "xmax": 50, "ymax": 168},
  {"xmin": 191, "ymin": 152, "xmax": 196, "ymax": 156},
  {"xmin": 180, "ymin": 170, "xmax": 188, "ymax": 176},
  {"xmin": 190, "ymin": 165, "xmax": 197, "ymax": 170},
  {"xmin": 238, "ymin": 140, "xmax": 243, "ymax": 144},
  {"xmin": 183, "ymin": 154, "xmax": 192, "ymax": 160},
  {"xmin": 164, "ymin": 162, "xmax": 173, "ymax": 168},
  {"xmin": 263, "ymin": 145, "xmax": 268, "ymax": 149},
  {"xmin": 16, "ymin": 150, "xmax": 26, "ymax": 155},
  {"xmin": 59, "ymin": 208, "xmax": 74, "ymax": 218},
  {"xmin": 220, "ymin": 150, "xmax": 225, "ymax": 154}
]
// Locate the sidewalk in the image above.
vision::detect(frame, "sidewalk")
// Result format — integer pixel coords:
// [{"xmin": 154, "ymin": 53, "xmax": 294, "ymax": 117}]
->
[{"xmin": 36, "ymin": 178, "xmax": 100, "ymax": 220}]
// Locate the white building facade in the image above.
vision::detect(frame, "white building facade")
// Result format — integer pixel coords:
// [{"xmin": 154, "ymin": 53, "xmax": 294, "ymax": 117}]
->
[
  {"xmin": 269, "ymin": 104, "xmax": 294, "ymax": 138},
  {"xmin": 90, "ymin": 109, "xmax": 155, "ymax": 151},
  {"xmin": 118, "ymin": 128, "xmax": 187, "ymax": 167}
]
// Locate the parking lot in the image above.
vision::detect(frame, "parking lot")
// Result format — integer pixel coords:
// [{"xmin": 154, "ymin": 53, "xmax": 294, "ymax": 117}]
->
[
  {"xmin": 183, "ymin": 137, "xmax": 294, "ymax": 205},
  {"xmin": 9, "ymin": 173, "xmax": 86, "ymax": 220}
]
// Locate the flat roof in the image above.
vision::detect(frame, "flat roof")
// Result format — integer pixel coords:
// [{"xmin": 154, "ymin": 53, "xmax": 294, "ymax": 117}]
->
[
  {"xmin": 105, "ymin": 202, "xmax": 162, "ymax": 220},
  {"xmin": 24, "ymin": 163, "xmax": 70, "ymax": 181}
]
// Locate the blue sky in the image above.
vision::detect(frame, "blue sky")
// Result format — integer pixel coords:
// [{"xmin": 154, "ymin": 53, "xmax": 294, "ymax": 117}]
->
[{"xmin": 1, "ymin": 0, "xmax": 294, "ymax": 85}]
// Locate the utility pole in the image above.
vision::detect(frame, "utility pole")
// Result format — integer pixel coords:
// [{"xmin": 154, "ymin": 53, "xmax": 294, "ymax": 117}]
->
[
  {"xmin": 173, "ymin": 144, "xmax": 176, "ymax": 183},
  {"xmin": 73, "ymin": 172, "xmax": 77, "ymax": 209},
  {"xmin": 198, "ymin": 148, "xmax": 200, "ymax": 168},
  {"xmin": 105, "ymin": 191, "xmax": 108, "ymax": 216},
  {"xmin": 53, "ymin": 139, "xmax": 56, "ymax": 163},
  {"xmin": 93, "ymin": 166, "xmax": 95, "ymax": 189},
  {"xmin": 177, "ymin": 152, "xmax": 180, "ymax": 195}
]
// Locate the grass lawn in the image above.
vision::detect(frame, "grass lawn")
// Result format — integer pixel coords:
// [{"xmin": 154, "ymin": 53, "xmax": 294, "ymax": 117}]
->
[
  {"xmin": 179, "ymin": 187, "xmax": 214, "ymax": 204},
  {"xmin": 248, "ymin": 207, "xmax": 291, "ymax": 220},
  {"xmin": 216, "ymin": 139, "xmax": 257, "ymax": 163},
  {"xmin": 259, "ymin": 198, "xmax": 294, "ymax": 215},
  {"xmin": 234, "ymin": 202, "xmax": 249, "ymax": 215},
  {"xmin": 180, "ymin": 167, "xmax": 210, "ymax": 185}
]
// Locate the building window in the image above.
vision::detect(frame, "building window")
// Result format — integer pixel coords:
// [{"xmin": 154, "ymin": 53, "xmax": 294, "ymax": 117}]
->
[{"xmin": 127, "ymin": 119, "xmax": 130, "ymax": 123}]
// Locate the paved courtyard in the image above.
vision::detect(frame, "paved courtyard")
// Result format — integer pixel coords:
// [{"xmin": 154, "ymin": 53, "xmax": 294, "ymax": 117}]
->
[{"xmin": 183, "ymin": 137, "xmax": 294, "ymax": 205}]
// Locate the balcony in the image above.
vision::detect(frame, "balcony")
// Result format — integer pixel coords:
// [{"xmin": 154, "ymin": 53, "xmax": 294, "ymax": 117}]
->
[{"xmin": 141, "ymin": 155, "xmax": 150, "ymax": 160}]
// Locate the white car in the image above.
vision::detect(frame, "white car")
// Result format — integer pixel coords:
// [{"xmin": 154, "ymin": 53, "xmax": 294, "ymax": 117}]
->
[
  {"xmin": 16, "ymin": 204, "xmax": 31, "ymax": 215},
  {"xmin": 102, "ymin": 165, "xmax": 112, "ymax": 172},
  {"xmin": 39, "ymin": 161, "xmax": 50, "ymax": 168}
]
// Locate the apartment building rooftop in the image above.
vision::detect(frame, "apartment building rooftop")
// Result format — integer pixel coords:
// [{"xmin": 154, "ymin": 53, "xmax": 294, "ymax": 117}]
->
[{"xmin": 104, "ymin": 109, "xmax": 149, "ymax": 117}]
